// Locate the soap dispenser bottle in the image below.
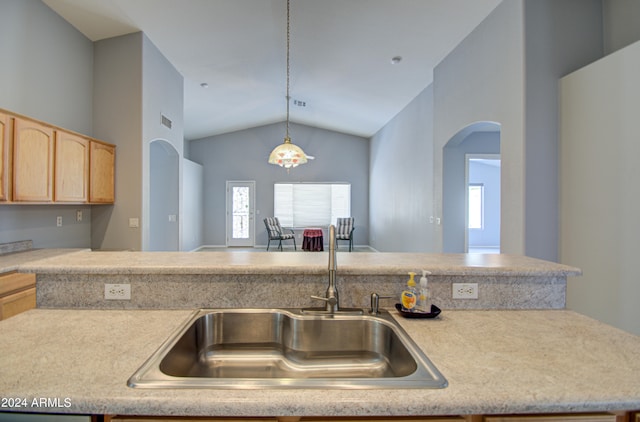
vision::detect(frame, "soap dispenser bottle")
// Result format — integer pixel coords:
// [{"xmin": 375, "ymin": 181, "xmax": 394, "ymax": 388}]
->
[
  {"xmin": 418, "ymin": 270, "xmax": 432, "ymax": 313},
  {"xmin": 401, "ymin": 272, "xmax": 418, "ymax": 312}
]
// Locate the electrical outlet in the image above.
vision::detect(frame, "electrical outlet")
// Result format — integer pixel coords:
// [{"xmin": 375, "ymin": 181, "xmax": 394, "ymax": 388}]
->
[
  {"xmin": 56, "ymin": 216, "xmax": 63, "ymax": 227},
  {"xmin": 104, "ymin": 283, "xmax": 131, "ymax": 300},
  {"xmin": 76, "ymin": 210, "xmax": 83, "ymax": 222},
  {"xmin": 452, "ymin": 283, "xmax": 478, "ymax": 299}
]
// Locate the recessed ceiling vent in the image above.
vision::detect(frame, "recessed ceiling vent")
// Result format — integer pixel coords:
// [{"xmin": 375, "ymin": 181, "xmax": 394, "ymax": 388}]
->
[{"xmin": 161, "ymin": 114, "xmax": 172, "ymax": 129}]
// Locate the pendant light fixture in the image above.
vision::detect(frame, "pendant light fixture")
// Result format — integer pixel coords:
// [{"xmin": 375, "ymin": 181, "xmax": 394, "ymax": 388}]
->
[{"xmin": 268, "ymin": 0, "xmax": 309, "ymax": 170}]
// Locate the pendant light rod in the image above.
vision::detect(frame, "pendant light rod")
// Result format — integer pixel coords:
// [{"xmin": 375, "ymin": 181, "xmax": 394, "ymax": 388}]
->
[
  {"xmin": 268, "ymin": 0, "xmax": 309, "ymax": 170},
  {"xmin": 285, "ymin": 0, "xmax": 291, "ymax": 140}
]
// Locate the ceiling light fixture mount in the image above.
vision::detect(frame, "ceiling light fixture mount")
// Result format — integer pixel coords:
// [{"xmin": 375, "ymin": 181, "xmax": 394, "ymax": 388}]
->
[{"xmin": 268, "ymin": 0, "xmax": 309, "ymax": 171}]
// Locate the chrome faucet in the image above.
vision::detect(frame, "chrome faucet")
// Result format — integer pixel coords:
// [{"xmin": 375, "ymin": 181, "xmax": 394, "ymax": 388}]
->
[
  {"xmin": 310, "ymin": 224, "xmax": 340, "ymax": 313},
  {"xmin": 306, "ymin": 225, "xmax": 363, "ymax": 315}
]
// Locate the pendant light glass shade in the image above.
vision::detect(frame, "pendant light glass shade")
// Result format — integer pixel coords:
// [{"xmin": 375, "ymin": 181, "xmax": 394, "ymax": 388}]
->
[
  {"xmin": 268, "ymin": 0, "xmax": 309, "ymax": 170},
  {"xmin": 268, "ymin": 136, "xmax": 308, "ymax": 169}
]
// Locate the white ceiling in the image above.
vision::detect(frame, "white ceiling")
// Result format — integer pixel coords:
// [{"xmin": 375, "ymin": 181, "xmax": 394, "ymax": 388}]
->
[{"xmin": 43, "ymin": 0, "xmax": 501, "ymax": 140}]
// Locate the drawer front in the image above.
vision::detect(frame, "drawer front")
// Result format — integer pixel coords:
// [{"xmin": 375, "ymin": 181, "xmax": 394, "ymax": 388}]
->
[
  {"xmin": 0, "ymin": 287, "xmax": 36, "ymax": 320},
  {"xmin": 484, "ymin": 415, "xmax": 618, "ymax": 422},
  {"xmin": 0, "ymin": 272, "xmax": 36, "ymax": 296}
]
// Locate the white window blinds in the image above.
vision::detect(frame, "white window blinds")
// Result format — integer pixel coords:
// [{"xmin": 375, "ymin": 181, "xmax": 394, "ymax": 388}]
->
[{"xmin": 274, "ymin": 183, "xmax": 351, "ymax": 228}]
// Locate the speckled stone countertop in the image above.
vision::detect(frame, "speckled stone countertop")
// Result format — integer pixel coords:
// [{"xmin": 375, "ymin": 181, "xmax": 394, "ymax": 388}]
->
[
  {"xmin": 0, "ymin": 308, "xmax": 638, "ymax": 417},
  {"xmin": 0, "ymin": 248, "xmax": 88, "ymax": 273},
  {"xmin": 14, "ymin": 249, "xmax": 581, "ymax": 276}
]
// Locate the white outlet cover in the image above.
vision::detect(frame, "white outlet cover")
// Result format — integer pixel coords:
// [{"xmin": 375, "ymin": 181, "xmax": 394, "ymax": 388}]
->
[
  {"xmin": 452, "ymin": 282, "xmax": 479, "ymax": 299},
  {"xmin": 104, "ymin": 283, "xmax": 131, "ymax": 300}
]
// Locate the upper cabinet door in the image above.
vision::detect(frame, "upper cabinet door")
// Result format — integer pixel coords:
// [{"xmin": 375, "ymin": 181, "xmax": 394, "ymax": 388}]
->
[
  {"xmin": 13, "ymin": 117, "xmax": 54, "ymax": 202},
  {"xmin": 55, "ymin": 130, "xmax": 89, "ymax": 203},
  {"xmin": 0, "ymin": 112, "xmax": 9, "ymax": 201},
  {"xmin": 89, "ymin": 140, "xmax": 115, "ymax": 203}
]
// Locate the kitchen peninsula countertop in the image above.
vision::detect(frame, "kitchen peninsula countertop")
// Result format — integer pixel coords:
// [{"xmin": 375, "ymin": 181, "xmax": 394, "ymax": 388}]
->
[
  {"xmin": 3, "ymin": 249, "xmax": 584, "ymax": 310},
  {"xmin": 0, "ymin": 248, "xmax": 87, "ymax": 274},
  {"xmin": 11, "ymin": 249, "xmax": 581, "ymax": 276},
  {"xmin": 0, "ymin": 308, "xmax": 638, "ymax": 417}
]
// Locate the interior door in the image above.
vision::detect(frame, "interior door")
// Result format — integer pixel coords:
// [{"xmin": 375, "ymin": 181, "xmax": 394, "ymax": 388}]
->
[{"xmin": 226, "ymin": 181, "xmax": 255, "ymax": 247}]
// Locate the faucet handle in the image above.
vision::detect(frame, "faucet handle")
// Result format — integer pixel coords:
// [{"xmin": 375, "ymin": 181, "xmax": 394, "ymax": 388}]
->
[
  {"xmin": 311, "ymin": 295, "xmax": 338, "ymax": 307},
  {"xmin": 370, "ymin": 292, "xmax": 394, "ymax": 315}
]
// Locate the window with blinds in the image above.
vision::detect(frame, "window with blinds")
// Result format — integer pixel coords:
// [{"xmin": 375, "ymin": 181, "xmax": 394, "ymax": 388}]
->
[{"xmin": 274, "ymin": 183, "xmax": 351, "ymax": 228}]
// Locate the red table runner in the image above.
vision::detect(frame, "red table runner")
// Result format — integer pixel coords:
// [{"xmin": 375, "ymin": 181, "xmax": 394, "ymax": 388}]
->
[{"xmin": 302, "ymin": 228, "xmax": 324, "ymax": 251}]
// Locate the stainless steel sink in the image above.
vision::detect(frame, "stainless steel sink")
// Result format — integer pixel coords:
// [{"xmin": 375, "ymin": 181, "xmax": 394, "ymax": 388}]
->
[{"xmin": 128, "ymin": 308, "xmax": 447, "ymax": 389}]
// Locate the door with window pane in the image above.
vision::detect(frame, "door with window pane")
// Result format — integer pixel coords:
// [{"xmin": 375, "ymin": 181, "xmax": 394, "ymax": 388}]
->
[{"xmin": 226, "ymin": 181, "xmax": 255, "ymax": 247}]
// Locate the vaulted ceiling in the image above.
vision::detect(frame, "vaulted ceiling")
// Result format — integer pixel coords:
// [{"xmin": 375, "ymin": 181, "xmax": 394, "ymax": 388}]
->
[{"xmin": 43, "ymin": 0, "xmax": 501, "ymax": 140}]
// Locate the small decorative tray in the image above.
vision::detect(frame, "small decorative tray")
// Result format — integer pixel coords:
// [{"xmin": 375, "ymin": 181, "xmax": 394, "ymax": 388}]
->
[{"xmin": 395, "ymin": 303, "xmax": 442, "ymax": 319}]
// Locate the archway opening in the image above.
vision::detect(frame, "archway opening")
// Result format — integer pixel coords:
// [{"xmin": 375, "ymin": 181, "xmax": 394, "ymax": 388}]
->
[{"xmin": 443, "ymin": 122, "xmax": 501, "ymax": 253}]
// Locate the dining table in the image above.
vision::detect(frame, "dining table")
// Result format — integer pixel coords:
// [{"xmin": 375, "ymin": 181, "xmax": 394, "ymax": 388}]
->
[{"xmin": 302, "ymin": 228, "xmax": 324, "ymax": 251}]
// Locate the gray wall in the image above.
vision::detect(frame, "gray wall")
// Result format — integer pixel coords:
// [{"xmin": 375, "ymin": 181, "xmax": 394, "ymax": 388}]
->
[
  {"xmin": 369, "ymin": 85, "xmax": 434, "ymax": 252},
  {"xmin": 141, "ymin": 35, "xmax": 184, "ymax": 251},
  {"xmin": 0, "ymin": 0, "xmax": 93, "ymax": 133},
  {"xmin": 603, "ymin": 0, "xmax": 640, "ymax": 54},
  {"xmin": 523, "ymin": 0, "xmax": 603, "ymax": 261},
  {"xmin": 92, "ymin": 32, "xmax": 184, "ymax": 251},
  {"xmin": 0, "ymin": 0, "xmax": 93, "ymax": 248},
  {"xmin": 433, "ymin": 0, "xmax": 602, "ymax": 261},
  {"xmin": 149, "ymin": 140, "xmax": 179, "ymax": 251},
  {"xmin": 434, "ymin": 0, "xmax": 525, "ymax": 256},
  {"xmin": 92, "ymin": 33, "xmax": 144, "ymax": 251},
  {"xmin": 188, "ymin": 122, "xmax": 369, "ymax": 247}
]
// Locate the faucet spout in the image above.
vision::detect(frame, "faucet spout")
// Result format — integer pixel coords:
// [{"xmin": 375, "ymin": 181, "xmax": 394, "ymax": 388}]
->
[{"xmin": 325, "ymin": 224, "xmax": 339, "ymax": 313}]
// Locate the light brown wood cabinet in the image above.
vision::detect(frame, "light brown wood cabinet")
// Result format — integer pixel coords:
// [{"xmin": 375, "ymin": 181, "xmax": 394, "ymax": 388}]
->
[
  {"xmin": 107, "ymin": 418, "xmax": 278, "ymax": 422},
  {"xmin": 0, "ymin": 272, "xmax": 36, "ymax": 320},
  {"xmin": 300, "ymin": 419, "xmax": 464, "ymax": 422},
  {"xmin": 104, "ymin": 415, "xmax": 636, "ymax": 422},
  {"xmin": 483, "ymin": 414, "xmax": 618, "ymax": 422},
  {"xmin": 55, "ymin": 130, "xmax": 90, "ymax": 202},
  {"xmin": 0, "ymin": 111, "xmax": 9, "ymax": 201},
  {"xmin": 12, "ymin": 116, "xmax": 55, "ymax": 202},
  {"xmin": 0, "ymin": 108, "xmax": 115, "ymax": 204},
  {"xmin": 2, "ymin": 415, "xmax": 631, "ymax": 422},
  {"xmin": 89, "ymin": 140, "xmax": 115, "ymax": 203}
]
